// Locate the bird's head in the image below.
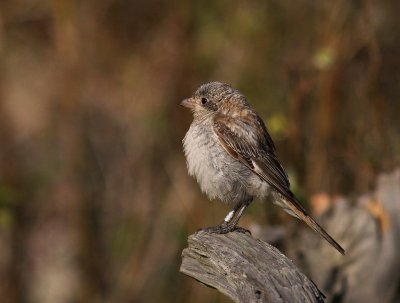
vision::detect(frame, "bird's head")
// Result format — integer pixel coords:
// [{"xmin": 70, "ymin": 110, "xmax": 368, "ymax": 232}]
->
[{"xmin": 180, "ymin": 82, "xmax": 248, "ymax": 119}]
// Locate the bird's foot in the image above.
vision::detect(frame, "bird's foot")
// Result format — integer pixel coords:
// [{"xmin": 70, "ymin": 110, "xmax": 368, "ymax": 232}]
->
[
  {"xmin": 198, "ymin": 223, "xmax": 251, "ymax": 235},
  {"xmin": 232, "ymin": 226, "xmax": 251, "ymax": 235}
]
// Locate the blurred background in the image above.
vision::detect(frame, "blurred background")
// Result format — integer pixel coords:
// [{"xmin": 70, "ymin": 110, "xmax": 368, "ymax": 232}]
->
[{"xmin": 0, "ymin": 1, "xmax": 399, "ymax": 302}]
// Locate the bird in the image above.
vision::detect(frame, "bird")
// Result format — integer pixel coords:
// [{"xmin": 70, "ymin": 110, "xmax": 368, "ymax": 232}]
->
[{"xmin": 180, "ymin": 81, "xmax": 345, "ymax": 255}]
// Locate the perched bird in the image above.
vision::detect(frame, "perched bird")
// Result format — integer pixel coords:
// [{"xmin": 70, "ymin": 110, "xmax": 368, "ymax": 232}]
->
[{"xmin": 181, "ymin": 82, "xmax": 345, "ymax": 255}]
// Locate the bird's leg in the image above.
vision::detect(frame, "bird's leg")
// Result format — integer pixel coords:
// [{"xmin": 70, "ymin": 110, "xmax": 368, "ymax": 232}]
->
[{"xmin": 200, "ymin": 202, "xmax": 251, "ymax": 234}]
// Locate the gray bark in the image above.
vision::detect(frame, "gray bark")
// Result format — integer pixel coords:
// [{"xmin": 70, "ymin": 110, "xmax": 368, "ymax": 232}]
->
[
  {"xmin": 288, "ymin": 169, "xmax": 400, "ymax": 303},
  {"xmin": 180, "ymin": 231, "xmax": 325, "ymax": 303}
]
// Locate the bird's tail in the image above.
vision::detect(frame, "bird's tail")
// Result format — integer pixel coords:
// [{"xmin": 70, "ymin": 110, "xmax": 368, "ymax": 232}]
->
[{"xmin": 277, "ymin": 195, "xmax": 345, "ymax": 255}]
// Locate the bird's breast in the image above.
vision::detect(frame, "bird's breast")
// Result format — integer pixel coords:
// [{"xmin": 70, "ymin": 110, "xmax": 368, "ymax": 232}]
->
[
  {"xmin": 183, "ymin": 123, "xmax": 222, "ymax": 197},
  {"xmin": 183, "ymin": 122, "xmax": 269, "ymax": 203}
]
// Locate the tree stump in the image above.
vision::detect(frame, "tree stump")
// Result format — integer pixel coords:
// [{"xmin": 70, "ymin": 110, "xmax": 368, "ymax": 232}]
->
[{"xmin": 180, "ymin": 231, "xmax": 325, "ymax": 303}]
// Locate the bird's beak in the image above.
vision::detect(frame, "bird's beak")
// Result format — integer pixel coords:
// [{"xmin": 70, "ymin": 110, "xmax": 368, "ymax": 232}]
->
[{"xmin": 180, "ymin": 98, "xmax": 195, "ymax": 109}]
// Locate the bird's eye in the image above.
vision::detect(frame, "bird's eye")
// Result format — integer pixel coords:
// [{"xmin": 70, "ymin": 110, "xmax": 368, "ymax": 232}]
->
[{"xmin": 201, "ymin": 97, "xmax": 208, "ymax": 105}]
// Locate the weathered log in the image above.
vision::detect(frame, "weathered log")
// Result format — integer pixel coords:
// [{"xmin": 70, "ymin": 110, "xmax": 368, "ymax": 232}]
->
[
  {"xmin": 288, "ymin": 169, "xmax": 400, "ymax": 303},
  {"xmin": 180, "ymin": 231, "xmax": 325, "ymax": 303}
]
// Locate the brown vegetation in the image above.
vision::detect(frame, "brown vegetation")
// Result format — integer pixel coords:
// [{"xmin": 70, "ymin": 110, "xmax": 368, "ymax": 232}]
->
[{"xmin": 0, "ymin": 1, "xmax": 399, "ymax": 302}]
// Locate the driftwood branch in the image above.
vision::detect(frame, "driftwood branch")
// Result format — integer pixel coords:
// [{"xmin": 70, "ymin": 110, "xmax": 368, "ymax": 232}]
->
[
  {"xmin": 286, "ymin": 169, "xmax": 400, "ymax": 303},
  {"xmin": 180, "ymin": 231, "xmax": 325, "ymax": 303}
]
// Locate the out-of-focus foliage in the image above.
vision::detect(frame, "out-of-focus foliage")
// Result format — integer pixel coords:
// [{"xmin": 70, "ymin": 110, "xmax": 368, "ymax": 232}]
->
[{"xmin": 0, "ymin": 1, "xmax": 399, "ymax": 302}]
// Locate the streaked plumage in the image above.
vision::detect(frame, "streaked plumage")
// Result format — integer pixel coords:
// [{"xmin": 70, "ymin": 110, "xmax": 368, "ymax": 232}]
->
[{"xmin": 181, "ymin": 82, "xmax": 345, "ymax": 255}]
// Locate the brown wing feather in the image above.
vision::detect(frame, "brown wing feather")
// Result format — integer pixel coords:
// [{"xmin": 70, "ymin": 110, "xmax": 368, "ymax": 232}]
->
[
  {"xmin": 212, "ymin": 114, "xmax": 345, "ymax": 255},
  {"xmin": 212, "ymin": 116, "xmax": 291, "ymax": 199}
]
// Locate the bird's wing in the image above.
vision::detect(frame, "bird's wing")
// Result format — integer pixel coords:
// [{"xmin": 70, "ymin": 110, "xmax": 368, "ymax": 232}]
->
[
  {"xmin": 212, "ymin": 114, "xmax": 293, "ymax": 202},
  {"xmin": 212, "ymin": 114, "xmax": 346, "ymax": 255}
]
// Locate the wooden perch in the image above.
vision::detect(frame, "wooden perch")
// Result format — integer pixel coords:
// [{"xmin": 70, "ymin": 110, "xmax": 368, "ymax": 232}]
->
[{"xmin": 180, "ymin": 231, "xmax": 325, "ymax": 303}]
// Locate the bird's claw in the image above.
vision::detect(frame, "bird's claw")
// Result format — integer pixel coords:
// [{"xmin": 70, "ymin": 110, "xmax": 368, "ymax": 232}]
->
[{"xmin": 197, "ymin": 223, "xmax": 251, "ymax": 235}]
